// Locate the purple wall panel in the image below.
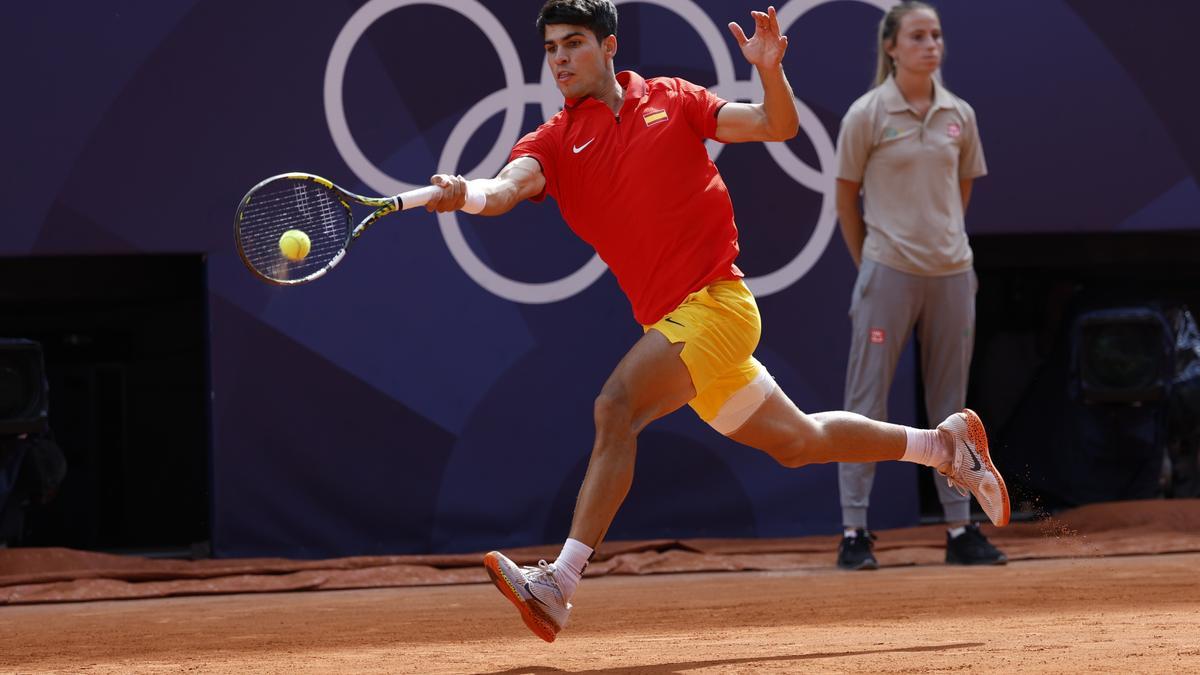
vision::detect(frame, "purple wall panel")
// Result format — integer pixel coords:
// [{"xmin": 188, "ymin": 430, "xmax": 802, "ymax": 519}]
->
[{"xmin": 5, "ymin": 1, "xmax": 1197, "ymax": 556}]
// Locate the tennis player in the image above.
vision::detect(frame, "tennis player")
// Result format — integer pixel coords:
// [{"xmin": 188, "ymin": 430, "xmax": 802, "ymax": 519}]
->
[{"xmin": 425, "ymin": 0, "xmax": 1009, "ymax": 642}]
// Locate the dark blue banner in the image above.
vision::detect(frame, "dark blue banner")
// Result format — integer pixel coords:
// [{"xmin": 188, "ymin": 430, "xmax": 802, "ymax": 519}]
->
[{"xmin": 4, "ymin": 1, "xmax": 1198, "ymax": 557}]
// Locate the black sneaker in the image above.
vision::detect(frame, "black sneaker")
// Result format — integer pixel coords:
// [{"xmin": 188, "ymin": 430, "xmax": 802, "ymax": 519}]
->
[
  {"xmin": 945, "ymin": 523, "xmax": 1008, "ymax": 565},
  {"xmin": 837, "ymin": 529, "xmax": 878, "ymax": 570}
]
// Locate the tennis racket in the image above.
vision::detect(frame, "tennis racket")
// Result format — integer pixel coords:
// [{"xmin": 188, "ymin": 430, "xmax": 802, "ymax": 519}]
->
[{"xmin": 234, "ymin": 173, "xmax": 442, "ymax": 285}]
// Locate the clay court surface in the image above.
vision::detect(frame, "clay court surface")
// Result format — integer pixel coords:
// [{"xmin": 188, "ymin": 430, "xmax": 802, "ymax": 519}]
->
[{"xmin": 3, "ymin": 552, "xmax": 1198, "ymax": 674}]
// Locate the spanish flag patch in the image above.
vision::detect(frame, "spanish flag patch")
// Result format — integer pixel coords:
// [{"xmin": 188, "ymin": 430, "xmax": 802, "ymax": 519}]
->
[{"xmin": 643, "ymin": 109, "xmax": 668, "ymax": 126}]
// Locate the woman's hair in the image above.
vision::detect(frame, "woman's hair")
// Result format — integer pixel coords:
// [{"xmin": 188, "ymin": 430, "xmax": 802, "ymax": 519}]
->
[{"xmin": 873, "ymin": 1, "xmax": 939, "ymax": 87}]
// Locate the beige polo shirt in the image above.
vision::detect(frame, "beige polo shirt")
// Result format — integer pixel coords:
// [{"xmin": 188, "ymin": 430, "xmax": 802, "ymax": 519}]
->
[{"xmin": 836, "ymin": 75, "xmax": 987, "ymax": 276}]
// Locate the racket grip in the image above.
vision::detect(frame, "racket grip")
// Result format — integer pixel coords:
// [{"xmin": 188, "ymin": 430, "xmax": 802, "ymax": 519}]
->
[{"xmin": 397, "ymin": 185, "xmax": 444, "ymax": 210}]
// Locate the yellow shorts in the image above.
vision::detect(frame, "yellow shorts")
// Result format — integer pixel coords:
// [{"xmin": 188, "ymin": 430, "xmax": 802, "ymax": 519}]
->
[{"xmin": 644, "ymin": 279, "xmax": 764, "ymax": 422}]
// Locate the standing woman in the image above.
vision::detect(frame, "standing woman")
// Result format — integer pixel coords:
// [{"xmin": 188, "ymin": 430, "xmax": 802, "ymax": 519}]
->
[{"xmin": 833, "ymin": 1, "xmax": 1005, "ymax": 569}]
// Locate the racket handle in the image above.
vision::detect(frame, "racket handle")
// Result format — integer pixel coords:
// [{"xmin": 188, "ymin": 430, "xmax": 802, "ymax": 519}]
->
[{"xmin": 396, "ymin": 185, "xmax": 444, "ymax": 210}]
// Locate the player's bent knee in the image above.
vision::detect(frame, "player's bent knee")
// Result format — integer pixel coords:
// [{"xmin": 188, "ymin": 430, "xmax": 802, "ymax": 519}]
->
[
  {"xmin": 593, "ymin": 389, "xmax": 632, "ymax": 430},
  {"xmin": 772, "ymin": 441, "xmax": 812, "ymax": 469},
  {"xmin": 708, "ymin": 365, "xmax": 776, "ymax": 436},
  {"xmin": 770, "ymin": 417, "xmax": 826, "ymax": 468}
]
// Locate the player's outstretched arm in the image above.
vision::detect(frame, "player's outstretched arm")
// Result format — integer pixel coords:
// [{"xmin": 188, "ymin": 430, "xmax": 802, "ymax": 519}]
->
[
  {"xmin": 426, "ymin": 157, "xmax": 546, "ymax": 216},
  {"xmin": 718, "ymin": 6, "xmax": 799, "ymax": 143}
]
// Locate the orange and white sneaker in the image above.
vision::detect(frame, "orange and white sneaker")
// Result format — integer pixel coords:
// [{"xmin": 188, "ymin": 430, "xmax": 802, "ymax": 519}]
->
[
  {"xmin": 483, "ymin": 551, "xmax": 571, "ymax": 643},
  {"xmin": 937, "ymin": 409, "xmax": 1011, "ymax": 527}
]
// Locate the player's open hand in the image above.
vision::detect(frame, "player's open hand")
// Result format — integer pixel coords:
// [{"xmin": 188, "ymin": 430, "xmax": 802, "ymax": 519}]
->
[
  {"xmin": 427, "ymin": 174, "xmax": 467, "ymax": 212},
  {"xmin": 728, "ymin": 6, "xmax": 788, "ymax": 70}
]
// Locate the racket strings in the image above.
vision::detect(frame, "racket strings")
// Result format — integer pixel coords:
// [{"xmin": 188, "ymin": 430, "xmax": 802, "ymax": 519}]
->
[{"xmin": 237, "ymin": 179, "xmax": 351, "ymax": 282}]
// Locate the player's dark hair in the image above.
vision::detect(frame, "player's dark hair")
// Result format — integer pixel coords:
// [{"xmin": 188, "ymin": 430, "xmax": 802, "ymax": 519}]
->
[{"xmin": 537, "ymin": 0, "xmax": 618, "ymax": 42}]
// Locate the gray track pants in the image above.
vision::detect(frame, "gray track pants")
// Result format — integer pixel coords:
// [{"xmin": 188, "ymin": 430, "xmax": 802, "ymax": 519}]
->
[{"xmin": 839, "ymin": 258, "xmax": 977, "ymax": 529}]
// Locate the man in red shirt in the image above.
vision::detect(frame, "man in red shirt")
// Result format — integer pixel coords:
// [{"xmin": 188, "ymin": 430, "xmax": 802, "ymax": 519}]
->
[{"xmin": 426, "ymin": 0, "xmax": 1009, "ymax": 643}]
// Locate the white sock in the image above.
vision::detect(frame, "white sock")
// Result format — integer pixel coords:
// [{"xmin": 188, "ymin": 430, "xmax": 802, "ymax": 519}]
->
[
  {"xmin": 948, "ymin": 525, "xmax": 967, "ymax": 538},
  {"xmin": 553, "ymin": 538, "xmax": 592, "ymax": 602},
  {"xmin": 902, "ymin": 427, "xmax": 949, "ymax": 468},
  {"xmin": 844, "ymin": 528, "xmax": 859, "ymax": 538}
]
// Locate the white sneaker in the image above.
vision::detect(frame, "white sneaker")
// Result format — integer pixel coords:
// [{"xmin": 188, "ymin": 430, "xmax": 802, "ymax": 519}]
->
[
  {"xmin": 937, "ymin": 409, "xmax": 1011, "ymax": 527},
  {"xmin": 483, "ymin": 551, "xmax": 571, "ymax": 642}
]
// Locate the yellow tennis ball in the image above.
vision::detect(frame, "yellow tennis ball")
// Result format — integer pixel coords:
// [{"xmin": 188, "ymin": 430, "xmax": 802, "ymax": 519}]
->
[{"xmin": 279, "ymin": 229, "xmax": 311, "ymax": 262}]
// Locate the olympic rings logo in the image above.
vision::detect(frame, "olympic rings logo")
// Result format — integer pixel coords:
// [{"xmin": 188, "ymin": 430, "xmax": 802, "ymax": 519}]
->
[{"xmin": 325, "ymin": 0, "xmax": 892, "ymax": 303}]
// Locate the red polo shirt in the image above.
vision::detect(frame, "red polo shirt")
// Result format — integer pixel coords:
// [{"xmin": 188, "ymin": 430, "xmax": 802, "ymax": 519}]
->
[{"xmin": 509, "ymin": 70, "xmax": 742, "ymax": 325}]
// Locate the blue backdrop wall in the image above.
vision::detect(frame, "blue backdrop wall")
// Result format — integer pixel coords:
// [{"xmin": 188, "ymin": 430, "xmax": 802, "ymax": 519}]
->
[{"xmin": 4, "ymin": 1, "xmax": 1198, "ymax": 557}]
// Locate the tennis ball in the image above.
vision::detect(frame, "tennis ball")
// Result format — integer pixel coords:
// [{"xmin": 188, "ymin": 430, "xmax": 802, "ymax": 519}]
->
[{"xmin": 279, "ymin": 229, "xmax": 311, "ymax": 262}]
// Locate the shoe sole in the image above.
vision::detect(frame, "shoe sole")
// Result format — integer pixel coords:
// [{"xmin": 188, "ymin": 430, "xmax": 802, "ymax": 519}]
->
[
  {"xmin": 483, "ymin": 552, "xmax": 559, "ymax": 643},
  {"xmin": 963, "ymin": 408, "xmax": 1011, "ymax": 527},
  {"xmin": 946, "ymin": 556, "xmax": 1008, "ymax": 566},
  {"xmin": 838, "ymin": 560, "xmax": 878, "ymax": 571}
]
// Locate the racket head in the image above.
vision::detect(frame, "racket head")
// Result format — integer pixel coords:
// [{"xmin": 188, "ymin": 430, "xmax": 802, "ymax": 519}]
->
[{"xmin": 235, "ymin": 173, "xmax": 354, "ymax": 285}]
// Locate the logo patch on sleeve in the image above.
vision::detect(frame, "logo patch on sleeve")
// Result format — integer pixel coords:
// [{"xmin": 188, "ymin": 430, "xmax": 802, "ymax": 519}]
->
[
  {"xmin": 870, "ymin": 328, "xmax": 886, "ymax": 344},
  {"xmin": 643, "ymin": 109, "xmax": 668, "ymax": 126}
]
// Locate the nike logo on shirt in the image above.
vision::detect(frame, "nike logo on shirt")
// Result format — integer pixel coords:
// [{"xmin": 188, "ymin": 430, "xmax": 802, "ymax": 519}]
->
[{"xmin": 572, "ymin": 138, "xmax": 595, "ymax": 154}]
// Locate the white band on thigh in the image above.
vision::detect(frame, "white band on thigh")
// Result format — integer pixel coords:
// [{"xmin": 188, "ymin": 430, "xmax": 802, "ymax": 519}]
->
[{"xmin": 708, "ymin": 365, "xmax": 777, "ymax": 435}]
